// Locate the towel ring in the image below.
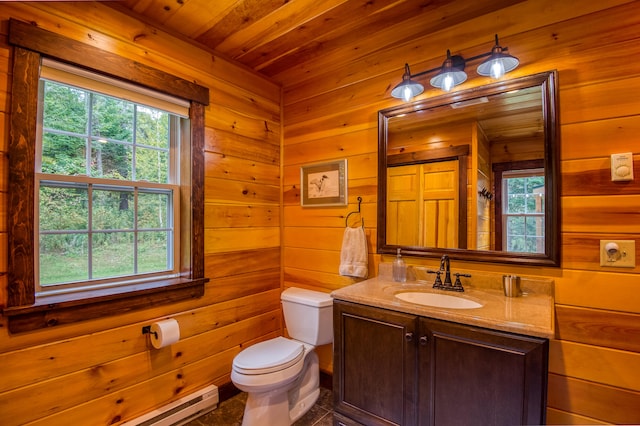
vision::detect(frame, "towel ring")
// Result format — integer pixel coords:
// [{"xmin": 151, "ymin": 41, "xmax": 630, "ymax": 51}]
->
[{"xmin": 345, "ymin": 196, "xmax": 364, "ymax": 227}]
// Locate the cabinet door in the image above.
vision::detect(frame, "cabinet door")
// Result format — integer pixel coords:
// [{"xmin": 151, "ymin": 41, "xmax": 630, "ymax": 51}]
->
[
  {"xmin": 334, "ymin": 301, "xmax": 418, "ymax": 426},
  {"xmin": 418, "ymin": 318, "xmax": 548, "ymax": 426}
]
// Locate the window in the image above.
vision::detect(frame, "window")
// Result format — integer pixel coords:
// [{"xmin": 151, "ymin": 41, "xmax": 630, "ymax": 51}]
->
[
  {"xmin": 5, "ymin": 19, "xmax": 209, "ymax": 333},
  {"xmin": 492, "ymin": 159, "xmax": 546, "ymax": 254},
  {"xmin": 501, "ymin": 169, "xmax": 545, "ymax": 254},
  {"xmin": 36, "ymin": 63, "xmax": 187, "ymax": 295}
]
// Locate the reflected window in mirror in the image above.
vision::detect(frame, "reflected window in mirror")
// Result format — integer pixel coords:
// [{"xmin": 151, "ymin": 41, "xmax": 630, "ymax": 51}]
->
[{"xmin": 494, "ymin": 161, "xmax": 544, "ymax": 254}]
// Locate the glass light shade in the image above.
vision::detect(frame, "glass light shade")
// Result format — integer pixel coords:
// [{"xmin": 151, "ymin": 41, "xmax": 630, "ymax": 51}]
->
[
  {"xmin": 430, "ymin": 68, "xmax": 467, "ymax": 91},
  {"xmin": 391, "ymin": 79, "xmax": 424, "ymax": 101},
  {"xmin": 430, "ymin": 51, "xmax": 467, "ymax": 92},
  {"xmin": 477, "ymin": 41, "xmax": 519, "ymax": 78},
  {"xmin": 391, "ymin": 63, "xmax": 424, "ymax": 101}
]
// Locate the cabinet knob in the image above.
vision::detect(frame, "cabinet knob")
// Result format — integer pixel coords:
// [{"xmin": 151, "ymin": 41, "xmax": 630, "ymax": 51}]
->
[
  {"xmin": 420, "ymin": 335, "xmax": 428, "ymax": 346},
  {"xmin": 405, "ymin": 332, "xmax": 413, "ymax": 342}
]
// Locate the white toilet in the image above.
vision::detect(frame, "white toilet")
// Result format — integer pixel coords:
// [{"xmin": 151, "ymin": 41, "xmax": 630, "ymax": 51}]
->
[{"xmin": 231, "ymin": 287, "xmax": 333, "ymax": 426}]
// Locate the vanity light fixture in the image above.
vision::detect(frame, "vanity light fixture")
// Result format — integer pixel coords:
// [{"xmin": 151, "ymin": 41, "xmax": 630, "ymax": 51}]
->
[
  {"xmin": 390, "ymin": 34, "xmax": 519, "ymax": 101},
  {"xmin": 430, "ymin": 49, "xmax": 467, "ymax": 92},
  {"xmin": 390, "ymin": 63, "xmax": 425, "ymax": 101},
  {"xmin": 476, "ymin": 34, "xmax": 520, "ymax": 79}
]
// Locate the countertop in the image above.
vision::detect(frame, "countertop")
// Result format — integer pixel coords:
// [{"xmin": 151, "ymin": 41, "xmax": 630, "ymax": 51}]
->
[{"xmin": 331, "ymin": 265, "xmax": 555, "ymax": 339}]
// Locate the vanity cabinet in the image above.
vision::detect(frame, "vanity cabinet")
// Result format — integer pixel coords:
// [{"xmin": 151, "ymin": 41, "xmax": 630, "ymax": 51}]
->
[
  {"xmin": 333, "ymin": 301, "xmax": 418, "ymax": 425},
  {"xmin": 418, "ymin": 317, "xmax": 548, "ymax": 425},
  {"xmin": 333, "ymin": 300, "xmax": 548, "ymax": 426}
]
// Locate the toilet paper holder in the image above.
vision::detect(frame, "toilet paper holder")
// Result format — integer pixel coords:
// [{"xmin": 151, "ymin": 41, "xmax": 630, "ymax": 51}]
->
[
  {"xmin": 142, "ymin": 318, "xmax": 181, "ymax": 348},
  {"xmin": 142, "ymin": 325, "xmax": 158, "ymax": 339}
]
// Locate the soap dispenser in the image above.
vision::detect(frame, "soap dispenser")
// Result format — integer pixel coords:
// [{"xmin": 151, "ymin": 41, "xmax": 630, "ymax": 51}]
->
[{"xmin": 393, "ymin": 248, "xmax": 407, "ymax": 283}]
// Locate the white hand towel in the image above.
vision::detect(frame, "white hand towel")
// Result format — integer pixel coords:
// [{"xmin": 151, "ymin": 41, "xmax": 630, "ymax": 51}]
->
[{"xmin": 339, "ymin": 226, "xmax": 368, "ymax": 278}]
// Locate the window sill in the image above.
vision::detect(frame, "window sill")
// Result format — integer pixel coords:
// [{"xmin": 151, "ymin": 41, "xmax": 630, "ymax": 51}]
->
[{"xmin": 2, "ymin": 277, "xmax": 208, "ymax": 333}]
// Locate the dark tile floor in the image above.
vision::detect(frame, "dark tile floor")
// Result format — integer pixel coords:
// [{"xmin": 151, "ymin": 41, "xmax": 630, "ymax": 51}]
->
[{"xmin": 184, "ymin": 387, "xmax": 334, "ymax": 426}]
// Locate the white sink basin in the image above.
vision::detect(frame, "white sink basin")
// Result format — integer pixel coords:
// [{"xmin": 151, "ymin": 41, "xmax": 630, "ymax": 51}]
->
[{"xmin": 395, "ymin": 292, "xmax": 483, "ymax": 309}]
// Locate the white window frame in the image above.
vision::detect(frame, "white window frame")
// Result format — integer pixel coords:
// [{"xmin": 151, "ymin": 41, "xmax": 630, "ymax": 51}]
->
[
  {"xmin": 34, "ymin": 61, "xmax": 188, "ymax": 296},
  {"xmin": 501, "ymin": 168, "xmax": 545, "ymax": 254}
]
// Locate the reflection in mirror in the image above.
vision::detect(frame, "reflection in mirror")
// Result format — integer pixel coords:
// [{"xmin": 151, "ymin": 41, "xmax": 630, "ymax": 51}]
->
[{"xmin": 378, "ymin": 71, "xmax": 559, "ymax": 266}]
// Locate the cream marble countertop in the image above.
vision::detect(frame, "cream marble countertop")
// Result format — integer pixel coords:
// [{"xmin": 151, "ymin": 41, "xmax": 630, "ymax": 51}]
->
[{"xmin": 331, "ymin": 265, "xmax": 555, "ymax": 339}]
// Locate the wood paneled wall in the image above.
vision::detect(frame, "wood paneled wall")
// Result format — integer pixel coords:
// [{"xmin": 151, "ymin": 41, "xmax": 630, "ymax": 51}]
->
[
  {"xmin": 1, "ymin": 1, "xmax": 639, "ymax": 424},
  {"xmin": 282, "ymin": 0, "xmax": 640, "ymax": 423},
  {"xmin": 0, "ymin": 3, "xmax": 281, "ymax": 425}
]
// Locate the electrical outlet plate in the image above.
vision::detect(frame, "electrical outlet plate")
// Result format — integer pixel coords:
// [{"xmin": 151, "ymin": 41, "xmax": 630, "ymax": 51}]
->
[{"xmin": 600, "ymin": 240, "xmax": 636, "ymax": 267}]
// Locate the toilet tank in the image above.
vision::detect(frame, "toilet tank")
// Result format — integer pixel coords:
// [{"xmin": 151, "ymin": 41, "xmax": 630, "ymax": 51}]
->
[{"xmin": 281, "ymin": 287, "xmax": 333, "ymax": 346}]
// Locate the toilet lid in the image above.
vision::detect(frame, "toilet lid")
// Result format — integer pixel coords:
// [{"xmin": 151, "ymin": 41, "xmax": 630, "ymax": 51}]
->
[{"xmin": 233, "ymin": 337, "xmax": 305, "ymax": 375}]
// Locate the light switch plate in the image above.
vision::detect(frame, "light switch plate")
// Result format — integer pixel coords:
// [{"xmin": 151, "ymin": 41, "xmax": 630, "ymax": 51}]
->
[
  {"xmin": 611, "ymin": 152, "xmax": 634, "ymax": 181},
  {"xmin": 600, "ymin": 240, "xmax": 636, "ymax": 267}
]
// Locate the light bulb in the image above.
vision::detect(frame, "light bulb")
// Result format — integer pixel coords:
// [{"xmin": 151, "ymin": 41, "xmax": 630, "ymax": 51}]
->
[
  {"xmin": 490, "ymin": 60, "xmax": 505, "ymax": 79},
  {"xmin": 402, "ymin": 86, "xmax": 412, "ymax": 102},
  {"xmin": 442, "ymin": 74, "xmax": 454, "ymax": 92}
]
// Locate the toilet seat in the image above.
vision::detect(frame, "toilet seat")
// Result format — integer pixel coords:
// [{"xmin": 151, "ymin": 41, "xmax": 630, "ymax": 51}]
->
[{"xmin": 233, "ymin": 337, "xmax": 304, "ymax": 375}]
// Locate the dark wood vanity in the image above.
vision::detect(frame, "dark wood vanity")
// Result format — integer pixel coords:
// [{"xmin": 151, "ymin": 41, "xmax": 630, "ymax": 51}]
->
[
  {"xmin": 333, "ymin": 300, "xmax": 548, "ymax": 426},
  {"xmin": 331, "ymin": 271, "xmax": 554, "ymax": 426}
]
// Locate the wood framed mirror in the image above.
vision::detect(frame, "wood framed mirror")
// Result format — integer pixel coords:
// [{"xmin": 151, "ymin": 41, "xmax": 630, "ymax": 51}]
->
[{"xmin": 377, "ymin": 71, "xmax": 560, "ymax": 266}]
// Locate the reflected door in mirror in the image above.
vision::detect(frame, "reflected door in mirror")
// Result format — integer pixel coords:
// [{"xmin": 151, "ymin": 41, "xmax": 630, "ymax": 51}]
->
[{"xmin": 387, "ymin": 161, "xmax": 459, "ymax": 248}]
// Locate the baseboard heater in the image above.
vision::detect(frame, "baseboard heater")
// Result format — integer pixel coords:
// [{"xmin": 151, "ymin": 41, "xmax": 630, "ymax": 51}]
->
[{"xmin": 121, "ymin": 384, "xmax": 218, "ymax": 426}]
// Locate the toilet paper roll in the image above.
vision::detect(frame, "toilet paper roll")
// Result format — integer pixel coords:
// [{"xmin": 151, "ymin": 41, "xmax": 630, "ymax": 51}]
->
[{"xmin": 150, "ymin": 318, "xmax": 180, "ymax": 349}]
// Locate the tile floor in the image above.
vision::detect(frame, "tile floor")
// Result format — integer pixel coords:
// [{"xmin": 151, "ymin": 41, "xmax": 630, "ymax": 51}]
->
[{"xmin": 184, "ymin": 387, "xmax": 334, "ymax": 426}]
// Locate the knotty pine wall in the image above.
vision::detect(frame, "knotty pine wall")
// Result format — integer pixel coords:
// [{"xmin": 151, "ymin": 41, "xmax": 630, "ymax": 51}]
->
[
  {"xmin": 282, "ymin": 1, "xmax": 640, "ymax": 424},
  {"xmin": 0, "ymin": 3, "xmax": 282, "ymax": 425},
  {"xmin": 1, "ymin": 1, "xmax": 639, "ymax": 425}
]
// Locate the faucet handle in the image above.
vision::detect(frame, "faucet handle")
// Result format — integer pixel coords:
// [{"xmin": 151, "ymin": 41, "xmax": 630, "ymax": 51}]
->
[
  {"xmin": 426, "ymin": 269, "xmax": 443, "ymax": 289},
  {"xmin": 453, "ymin": 273, "xmax": 472, "ymax": 292}
]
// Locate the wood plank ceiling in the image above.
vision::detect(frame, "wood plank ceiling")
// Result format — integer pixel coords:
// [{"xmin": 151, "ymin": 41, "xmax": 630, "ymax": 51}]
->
[
  {"xmin": 108, "ymin": 0, "xmax": 526, "ymax": 86},
  {"xmin": 109, "ymin": 0, "xmax": 540, "ymax": 140}
]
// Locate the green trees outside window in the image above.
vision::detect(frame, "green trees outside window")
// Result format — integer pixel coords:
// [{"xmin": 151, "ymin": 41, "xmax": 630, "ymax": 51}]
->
[
  {"xmin": 38, "ymin": 80, "xmax": 178, "ymax": 289},
  {"xmin": 503, "ymin": 174, "xmax": 545, "ymax": 254}
]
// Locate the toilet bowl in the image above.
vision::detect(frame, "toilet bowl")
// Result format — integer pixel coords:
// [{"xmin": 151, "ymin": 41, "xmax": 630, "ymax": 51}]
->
[{"xmin": 231, "ymin": 287, "xmax": 333, "ymax": 426}]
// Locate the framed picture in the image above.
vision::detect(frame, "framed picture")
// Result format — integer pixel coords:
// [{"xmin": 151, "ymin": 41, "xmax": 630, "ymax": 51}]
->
[{"xmin": 300, "ymin": 159, "xmax": 348, "ymax": 207}]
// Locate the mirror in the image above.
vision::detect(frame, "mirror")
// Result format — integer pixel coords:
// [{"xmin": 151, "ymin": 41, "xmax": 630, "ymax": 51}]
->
[{"xmin": 377, "ymin": 71, "xmax": 559, "ymax": 266}]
